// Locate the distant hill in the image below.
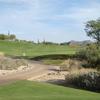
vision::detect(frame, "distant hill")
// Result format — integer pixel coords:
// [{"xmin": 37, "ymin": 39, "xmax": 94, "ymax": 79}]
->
[{"xmin": 60, "ymin": 40, "xmax": 92, "ymax": 46}]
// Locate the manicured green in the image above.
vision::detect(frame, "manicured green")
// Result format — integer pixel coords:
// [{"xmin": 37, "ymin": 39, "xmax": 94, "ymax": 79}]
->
[
  {"xmin": 0, "ymin": 40, "xmax": 77, "ymax": 58},
  {"xmin": 0, "ymin": 81, "xmax": 100, "ymax": 100}
]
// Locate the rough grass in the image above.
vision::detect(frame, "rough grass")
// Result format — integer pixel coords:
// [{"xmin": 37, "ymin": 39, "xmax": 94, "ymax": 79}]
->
[
  {"xmin": 0, "ymin": 40, "xmax": 77, "ymax": 58},
  {"xmin": 0, "ymin": 81, "xmax": 100, "ymax": 100}
]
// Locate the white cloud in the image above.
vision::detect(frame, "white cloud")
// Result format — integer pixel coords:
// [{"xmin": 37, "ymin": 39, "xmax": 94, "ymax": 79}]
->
[{"xmin": 0, "ymin": 0, "xmax": 100, "ymax": 42}]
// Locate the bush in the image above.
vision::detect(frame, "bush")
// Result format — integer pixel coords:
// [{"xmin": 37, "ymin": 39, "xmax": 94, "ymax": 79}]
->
[
  {"xmin": 77, "ymin": 44, "xmax": 100, "ymax": 69},
  {"xmin": 65, "ymin": 69, "xmax": 100, "ymax": 92},
  {"xmin": 60, "ymin": 59, "xmax": 82, "ymax": 71},
  {"xmin": 0, "ymin": 57, "xmax": 28, "ymax": 70}
]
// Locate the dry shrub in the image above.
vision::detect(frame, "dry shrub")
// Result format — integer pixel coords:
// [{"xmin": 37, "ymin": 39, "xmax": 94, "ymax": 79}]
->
[
  {"xmin": 60, "ymin": 59, "xmax": 82, "ymax": 71},
  {"xmin": 0, "ymin": 57, "xmax": 28, "ymax": 70},
  {"xmin": 65, "ymin": 68, "xmax": 100, "ymax": 92}
]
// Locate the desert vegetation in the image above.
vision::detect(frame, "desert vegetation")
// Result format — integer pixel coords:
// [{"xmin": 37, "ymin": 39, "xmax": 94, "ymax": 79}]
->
[
  {"xmin": 63, "ymin": 18, "xmax": 100, "ymax": 92},
  {"xmin": 0, "ymin": 18, "xmax": 100, "ymax": 100},
  {"xmin": 0, "ymin": 0, "xmax": 100, "ymax": 99},
  {"xmin": 65, "ymin": 68, "xmax": 100, "ymax": 92},
  {"xmin": 0, "ymin": 56, "xmax": 28, "ymax": 70}
]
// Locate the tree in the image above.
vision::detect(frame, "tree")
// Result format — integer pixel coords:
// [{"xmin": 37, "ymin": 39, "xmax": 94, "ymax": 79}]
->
[
  {"xmin": 77, "ymin": 44, "xmax": 100, "ymax": 68},
  {"xmin": 0, "ymin": 34, "xmax": 5, "ymax": 40},
  {"xmin": 85, "ymin": 18, "xmax": 100, "ymax": 46},
  {"xmin": 0, "ymin": 34, "xmax": 16, "ymax": 40},
  {"xmin": 9, "ymin": 34, "xmax": 16, "ymax": 40},
  {"xmin": 77, "ymin": 18, "xmax": 100, "ymax": 68}
]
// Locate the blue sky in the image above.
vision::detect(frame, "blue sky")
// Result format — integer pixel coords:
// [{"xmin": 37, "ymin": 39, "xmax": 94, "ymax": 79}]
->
[{"xmin": 0, "ymin": 0, "xmax": 100, "ymax": 43}]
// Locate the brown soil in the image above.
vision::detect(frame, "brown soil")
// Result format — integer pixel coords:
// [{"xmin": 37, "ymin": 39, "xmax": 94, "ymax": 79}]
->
[{"xmin": 0, "ymin": 62, "xmax": 59, "ymax": 85}]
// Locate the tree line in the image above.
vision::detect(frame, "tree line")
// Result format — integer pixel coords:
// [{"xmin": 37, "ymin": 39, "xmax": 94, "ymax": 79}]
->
[{"xmin": 0, "ymin": 34, "xmax": 16, "ymax": 40}]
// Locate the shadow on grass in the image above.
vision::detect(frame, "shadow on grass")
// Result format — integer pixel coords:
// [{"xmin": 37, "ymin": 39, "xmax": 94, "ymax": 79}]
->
[
  {"xmin": 7, "ymin": 54, "xmax": 77, "ymax": 61},
  {"xmin": 30, "ymin": 54, "xmax": 76, "ymax": 61},
  {"xmin": 45, "ymin": 78, "xmax": 100, "ymax": 93}
]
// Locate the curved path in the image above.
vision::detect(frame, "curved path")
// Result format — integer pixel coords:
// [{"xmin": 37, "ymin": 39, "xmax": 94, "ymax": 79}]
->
[{"xmin": 0, "ymin": 62, "xmax": 57, "ymax": 85}]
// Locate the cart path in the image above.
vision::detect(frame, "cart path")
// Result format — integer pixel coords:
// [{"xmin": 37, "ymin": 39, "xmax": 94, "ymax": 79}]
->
[{"xmin": 0, "ymin": 62, "xmax": 58, "ymax": 85}]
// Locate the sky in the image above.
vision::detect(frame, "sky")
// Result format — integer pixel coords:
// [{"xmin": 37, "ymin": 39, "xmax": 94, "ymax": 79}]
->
[{"xmin": 0, "ymin": 0, "xmax": 100, "ymax": 43}]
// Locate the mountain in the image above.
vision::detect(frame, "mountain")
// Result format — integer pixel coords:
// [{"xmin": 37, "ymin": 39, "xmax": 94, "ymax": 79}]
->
[
  {"xmin": 60, "ymin": 40, "xmax": 92, "ymax": 46},
  {"xmin": 68, "ymin": 40, "xmax": 92, "ymax": 46}
]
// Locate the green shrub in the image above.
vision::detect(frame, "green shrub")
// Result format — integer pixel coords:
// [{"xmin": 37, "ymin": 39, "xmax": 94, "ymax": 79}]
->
[
  {"xmin": 77, "ymin": 44, "xmax": 100, "ymax": 69},
  {"xmin": 65, "ymin": 69, "xmax": 100, "ymax": 92}
]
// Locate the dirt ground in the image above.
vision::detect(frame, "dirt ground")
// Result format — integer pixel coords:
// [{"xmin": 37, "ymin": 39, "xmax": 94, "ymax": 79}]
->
[
  {"xmin": 0, "ymin": 61, "xmax": 67, "ymax": 85},
  {"xmin": 28, "ymin": 70, "xmax": 68, "ymax": 84}
]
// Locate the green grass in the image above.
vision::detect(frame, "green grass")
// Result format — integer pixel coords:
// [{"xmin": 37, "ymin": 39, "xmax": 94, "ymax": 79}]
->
[
  {"xmin": 0, "ymin": 40, "xmax": 77, "ymax": 58},
  {"xmin": 0, "ymin": 81, "xmax": 100, "ymax": 100}
]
